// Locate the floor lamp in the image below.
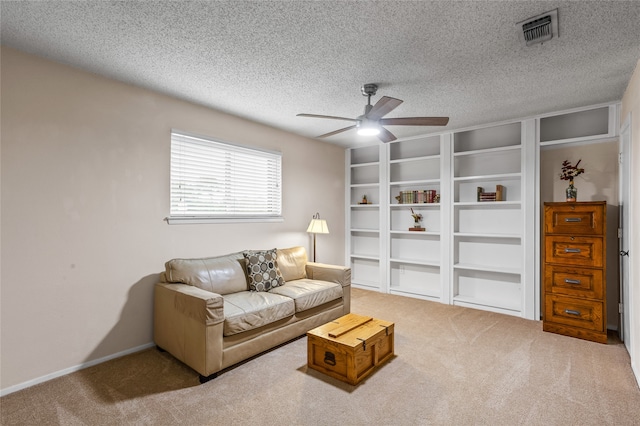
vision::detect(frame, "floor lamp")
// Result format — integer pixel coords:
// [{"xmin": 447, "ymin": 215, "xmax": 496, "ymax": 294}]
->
[{"xmin": 306, "ymin": 212, "xmax": 329, "ymax": 262}]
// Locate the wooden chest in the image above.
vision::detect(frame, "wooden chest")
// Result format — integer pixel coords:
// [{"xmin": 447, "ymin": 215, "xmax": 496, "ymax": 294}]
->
[
  {"xmin": 542, "ymin": 202, "xmax": 607, "ymax": 343},
  {"xmin": 307, "ymin": 313, "xmax": 394, "ymax": 385}
]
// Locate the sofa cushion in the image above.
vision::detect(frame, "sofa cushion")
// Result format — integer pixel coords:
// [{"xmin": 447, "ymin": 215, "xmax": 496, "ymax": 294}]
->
[
  {"xmin": 277, "ymin": 246, "xmax": 308, "ymax": 281},
  {"xmin": 222, "ymin": 291, "xmax": 294, "ymax": 336},
  {"xmin": 243, "ymin": 249, "xmax": 284, "ymax": 292},
  {"xmin": 164, "ymin": 253, "xmax": 248, "ymax": 295},
  {"xmin": 268, "ymin": 279, "xmax": 343, "ymax": 313}
]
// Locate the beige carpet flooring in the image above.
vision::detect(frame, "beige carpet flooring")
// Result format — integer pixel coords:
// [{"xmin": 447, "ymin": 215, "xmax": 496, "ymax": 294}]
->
[{"xmin": 2, "ymin": 288, "xmax": 639, "ymax": 425}]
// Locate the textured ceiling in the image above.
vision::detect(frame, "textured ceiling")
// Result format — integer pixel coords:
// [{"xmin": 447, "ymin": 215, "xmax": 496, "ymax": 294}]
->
[{"xmin": 2, "ymin": 1, "xmax": 639, "ymax": 148}]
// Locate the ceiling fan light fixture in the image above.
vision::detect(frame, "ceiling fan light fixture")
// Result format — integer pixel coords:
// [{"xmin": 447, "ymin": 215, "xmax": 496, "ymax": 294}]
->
[
  {"xmin": 357, "ymin": 120, "xmax": 380, "ymax": 136},
  {"xmin": 357, "ymin": 127, "xmax": 381, "ymax": 136}
]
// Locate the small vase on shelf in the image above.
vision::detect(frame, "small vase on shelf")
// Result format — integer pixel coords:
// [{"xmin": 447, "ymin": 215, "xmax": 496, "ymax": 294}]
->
[{"xmin": 566, "ymin": 180, "xmax": 577, "ymax": 202}]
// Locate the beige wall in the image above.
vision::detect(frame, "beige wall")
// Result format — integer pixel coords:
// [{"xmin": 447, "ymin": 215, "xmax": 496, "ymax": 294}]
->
[
  {"xmin": 620, "ymin": 58, "xmax": 640, "ymax": 384},
  {"xmin": 0, "ymin": 47, "xmax": 345, "ymax": 390},
  {"xmin": 540, "ymin": 140, "xmax": 620, "ymax": 330}
]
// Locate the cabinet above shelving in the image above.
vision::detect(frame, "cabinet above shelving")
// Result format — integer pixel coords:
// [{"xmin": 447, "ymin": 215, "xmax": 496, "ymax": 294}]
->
[
  {"xmin": 350, "ymin": 144, "xmax": 379, "ymax": 164},
  {"xmin": 454, "ymin": 122, "xmax": 521, "ymax": 153},
  {"xmin": 539, "ymin": 105, "xmax": 615, "ymax": 146},
  {"xmin": 389, "ymin": 134, "xmax": 440, "ymax": 160},
  {"xmin": 454, "ymin": 150, "xmax": 521, "ymax": 178}
]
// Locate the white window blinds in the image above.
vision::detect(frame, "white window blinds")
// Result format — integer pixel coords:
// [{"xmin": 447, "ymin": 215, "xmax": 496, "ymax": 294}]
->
[{"xmin": 170, "ymin": 131, "xmax": 282, "ymax": 221}]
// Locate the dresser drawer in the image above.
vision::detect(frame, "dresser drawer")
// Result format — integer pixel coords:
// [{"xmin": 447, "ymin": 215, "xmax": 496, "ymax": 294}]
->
[
  {"xmin": 544, "ymin": 203, "xmax": 605, "ymax": 235},
  {"xmin": 544, "ymin": 295, "xmax": 604, "ymax": 332},
  {"xmin": 544, "ymin": 265, "xmax": 604, "ymax": 299},
  {"xmin": 545, "ymin": 236, "xmax": 603, "ymax": 267}
]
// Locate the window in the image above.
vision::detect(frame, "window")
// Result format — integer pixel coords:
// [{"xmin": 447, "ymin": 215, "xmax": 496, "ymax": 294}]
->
[{"xmin": 168, "ymin": 130, "xmax": 282, "ymax": 223}]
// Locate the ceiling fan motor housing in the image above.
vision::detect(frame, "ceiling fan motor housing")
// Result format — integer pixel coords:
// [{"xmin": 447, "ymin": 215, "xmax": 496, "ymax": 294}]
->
[{"xmin": 361, "ymin": 83, "xmax": 378, "ymax": 97}]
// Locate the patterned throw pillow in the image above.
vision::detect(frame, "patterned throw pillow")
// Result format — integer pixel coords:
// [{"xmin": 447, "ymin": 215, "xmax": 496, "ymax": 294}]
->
[{"xmin": 243, "ymin": 249, "xmax": 285, "ymax": 292}]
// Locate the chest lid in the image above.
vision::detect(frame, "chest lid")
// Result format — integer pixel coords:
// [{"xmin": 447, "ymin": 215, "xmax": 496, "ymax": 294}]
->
[{"xmin": 309, "ymin": 313, "xmax": 394, "ymax": 349}]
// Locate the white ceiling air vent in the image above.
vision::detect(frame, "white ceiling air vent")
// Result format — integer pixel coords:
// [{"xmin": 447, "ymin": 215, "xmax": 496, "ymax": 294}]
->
[{"xmin": 516, "ymin": 9, "xmax": 558, "ymax": 47}]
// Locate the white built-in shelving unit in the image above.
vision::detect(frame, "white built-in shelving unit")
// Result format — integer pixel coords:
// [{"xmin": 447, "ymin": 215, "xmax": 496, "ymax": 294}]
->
[
  {"xmin": 451, "ymin": 121, "xmax": 530, "ymax": 316},
  {"xmin": 347, "ymin": 145, "xmax": 383, "ymax": 290},
  {"xmin": 387, "ymin": 134, "xmax": 443, "ymax": 301},
  {"xmin": 346, "ymin": 102, "xmax": 618, "ymax": 320}
]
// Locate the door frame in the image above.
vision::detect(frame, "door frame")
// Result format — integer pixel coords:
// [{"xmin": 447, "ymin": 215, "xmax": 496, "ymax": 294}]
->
[{"xmin": 619, "ymin": 113, "xmax": 633, "ymax": 352}]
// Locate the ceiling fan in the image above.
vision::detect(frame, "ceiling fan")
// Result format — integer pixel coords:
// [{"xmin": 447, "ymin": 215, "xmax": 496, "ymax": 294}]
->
[{"xmin": 296, "ymin": 83, "xmax": 449, "ymax": 143}]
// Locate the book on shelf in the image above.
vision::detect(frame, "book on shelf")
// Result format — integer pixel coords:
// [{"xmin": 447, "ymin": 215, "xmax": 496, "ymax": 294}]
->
[
  {"xmin": 397, "ymin": 189, "xmax": 438, "ymax": 204},
  {"xmin": 477, "ymin": 185, "xmax": 504, "ymax": 202}
]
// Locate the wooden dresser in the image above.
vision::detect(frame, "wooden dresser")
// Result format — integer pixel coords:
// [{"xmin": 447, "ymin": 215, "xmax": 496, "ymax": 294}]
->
[{"xmin": 543, "ymin": 202, "xmax": 607, "ymax": 343}]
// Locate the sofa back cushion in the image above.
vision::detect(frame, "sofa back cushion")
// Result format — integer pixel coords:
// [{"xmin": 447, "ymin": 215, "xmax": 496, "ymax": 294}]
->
[
  {"xmin": 277, "ymin": 246, "xmax": 308, "ymax": 282},
  {"xmin": 164, "ymin": 252, "xmax": 248, "ymax": 295}
]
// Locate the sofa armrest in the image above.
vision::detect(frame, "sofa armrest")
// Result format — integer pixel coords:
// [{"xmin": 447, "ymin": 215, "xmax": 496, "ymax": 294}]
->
[
  {"xmin": 305, "ymin": 262, "xmax": 351, "ymax": 288},
  {"xmin": 154, "ymin": 282, "xmax": 225, "ymax": 377},
  {"xmin": 306, "ymin": 263, "xmax": 351, "ymax": 315},
  {"xmin": 156, "ymin": 282, "xmax": 224, "ymax": 326}
]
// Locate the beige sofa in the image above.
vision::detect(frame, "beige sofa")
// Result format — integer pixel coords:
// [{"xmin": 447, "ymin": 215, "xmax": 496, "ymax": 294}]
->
[{"xmin": 154, "ymin": 246, "xmax": 351, "ymax": 382}]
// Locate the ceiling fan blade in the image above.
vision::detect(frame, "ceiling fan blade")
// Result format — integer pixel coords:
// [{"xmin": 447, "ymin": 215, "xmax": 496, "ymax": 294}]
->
[
  {"xmin": 377, "ymin": 127, "xmax": 397, "ymax": 143},
  {"xmin": 297, "ymin": 113, "xmax": 358, "ymax": 122},
  {"xmin": 380, "ymin": 117, "xmax": 450, "ymax": 126},
  {"xmin": 317, "ymin": 125, "xmax": 357, "ymax": 138},
  {"xmin": 366, "ymin": 96, "xmax": 403, "ymax": 120}
]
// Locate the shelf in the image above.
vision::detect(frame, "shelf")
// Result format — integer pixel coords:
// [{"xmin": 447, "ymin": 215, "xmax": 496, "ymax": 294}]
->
[
  {"xmin": 389, "ymin": 258, "xmax": 439, "ymax": 267},
  {"xmin": 350, "ymin": 203, "xmax": 379, "ymax": 208},
  {"xmin": 454, "ymin": 201, "xmax": 521, "ymax": 207},
  {"xmin": 453, "ymin": 232, "xmax": 521, "ymax": 239},
  {"xmin": 453, "ymin": 263, "xmax": 521, "ymax": 275},
  {"xmin": 350, "ymin": 254, "xmax": 380, "ymax": 261},
  {"xmin": 352, "ymin": 280, "xmax": 381, "ymax": 289},
  {"xmin": 390, "ymin": 178, "xmax": 440, "ymax": 186},
  {"xmin": 350, "ymin": 228, "xmax": 380, "ymax": 234},
  {"xmin": 453, "ymin": 172, "xmax": 521, "ymax": 183},
  {"xmin": 389, "ymin": 154, "xmax": 440, "ymax": 164},
  {"xmin": 390, "ymin": 230, "xmax": 439, "ymax": 236},
  {"xmin": 391, "ymin": 203, "xmax": 440, "ymax": 208},
  {"xmin": 389, "ymin": 289, "xmax": 440, "ymax": 302},
  {"xmin": 350, "ymin": 183, "xmax": 380, "ymax": 188},
  {"xmin": 453, "ymin": 144, "xmax": 521, "ymax": 157},
  {"xmin": 350, "ymin": 161, "xmax": 379, "ymax": 168},
  {"xmin": 452, "ymin": 295, "xmax": 520, "ymax": 314}
]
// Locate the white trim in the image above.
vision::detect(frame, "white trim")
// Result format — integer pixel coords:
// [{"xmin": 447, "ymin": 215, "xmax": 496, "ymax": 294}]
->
[
  {"xmin": 620, "ymin": 113, "xmax": 637, "ymax": 386},
  {"xmin": 521, "ymin": 119, "xmax": 537, "ymax": 319},
  {"xmin": 166, "ymin": 216, "xmax": 284, "ymax": 224},
  {"xmin": 0, "ymin": 342, "xmax": 155, "ymax": 397},
  {"xmin": 171, "ymin": 128, "xmax": 281, "ymax": 156}
]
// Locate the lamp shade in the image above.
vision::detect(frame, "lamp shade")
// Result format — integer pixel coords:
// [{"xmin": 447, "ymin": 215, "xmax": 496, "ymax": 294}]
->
[{"xmin": 306, "ymin": 219, "xmax": 329, "ymax": 234}]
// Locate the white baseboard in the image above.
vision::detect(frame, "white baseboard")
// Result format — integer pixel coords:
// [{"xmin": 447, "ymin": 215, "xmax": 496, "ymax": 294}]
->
[{"xmin": 0, "ymin": 342, "xmax": 155, "ymax": 397}]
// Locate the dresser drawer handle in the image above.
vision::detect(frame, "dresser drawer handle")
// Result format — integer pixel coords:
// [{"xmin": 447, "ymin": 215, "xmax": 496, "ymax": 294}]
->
[
  {"xmin": 565, "ymin": 309, "xmax": 581, "ymax": 316},
  {"xmin": 564, "ymin": 248, "xmax": 581, "ymax": 253},
  {"xmin": 564, "ymin": 217, "xmax": 582, "ymax": 222},
  {"xmin": 564, "ymin": 279, "xmax": 581, "ymax": 284}
]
